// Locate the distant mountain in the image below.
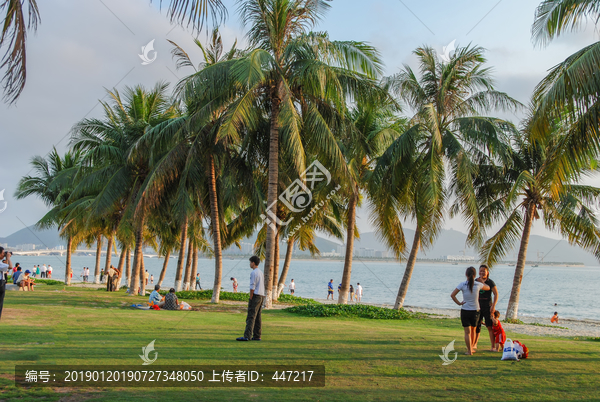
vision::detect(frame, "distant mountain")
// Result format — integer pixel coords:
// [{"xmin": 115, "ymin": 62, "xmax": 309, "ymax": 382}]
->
[
  {"xmin": 0, "ymin": 226, "xmax": 65, "ymax": 249},
  {"xmin": 3, "ymin": 224, "xmax": 597, "ymax": 265},
  {"xmin": 352, "ymin": 230, "xmax": 598, "ymax": 265}
]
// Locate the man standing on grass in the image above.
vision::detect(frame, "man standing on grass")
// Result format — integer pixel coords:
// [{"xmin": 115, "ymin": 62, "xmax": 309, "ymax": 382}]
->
[
  {"xmin": 0, "ymin": 247, "xmax": 14, "ymax": 320},
  {"xmin": 473, "ymin": 265, "xmax": 498, "ymax": 351},
  {"xmin": 237, "ymin": 256, "xmax": 264, "ymax": 342}
]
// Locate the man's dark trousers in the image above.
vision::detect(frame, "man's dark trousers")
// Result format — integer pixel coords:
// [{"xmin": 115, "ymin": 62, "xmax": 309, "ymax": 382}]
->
[
  {"xmin": 0, "ymin": 278, "xmax": 6, "ymax": 320},
  {"xmin": 244, "ymin": 295, "xmax": 264, "ymax": 339}
]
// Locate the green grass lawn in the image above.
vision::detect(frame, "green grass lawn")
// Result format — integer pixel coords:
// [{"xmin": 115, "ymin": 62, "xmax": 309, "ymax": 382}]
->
[{"xmin": 1, "ymin": 284, "xmax": 599, "ymax": 401}]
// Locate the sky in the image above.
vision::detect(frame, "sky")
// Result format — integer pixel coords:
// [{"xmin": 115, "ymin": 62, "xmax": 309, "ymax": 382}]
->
[{"xmin": 0, "ymin": 0, "xmax": 598, "ymax": 241}]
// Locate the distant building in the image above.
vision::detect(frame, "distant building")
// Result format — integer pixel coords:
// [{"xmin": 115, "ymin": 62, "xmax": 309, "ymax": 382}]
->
[
  {"xmin": 375, "ymin": 250, "xmax": 388, "ymax": 258},
  {"xmin": 16, "ymin": 244, "xmax": 36, "ymax": 251},
  {"xmin": 445, "ymin": 255, "xmax": 476, "ymax": 262}
]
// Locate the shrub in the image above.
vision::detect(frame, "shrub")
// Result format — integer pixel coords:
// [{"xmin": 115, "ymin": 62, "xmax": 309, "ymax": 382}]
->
[
  {"xmin": 503, "ymin": 318, "xmax": 525, "ymax": 325},
  {"xmin": 34, "ymin": 279, "xmax": 64, "ymax": 286},
  {"xmin": 285, "ymin": 304, "xmax": 426, "ymax": 320},
  {"xmin": 156, "ymin": 289, "xmax": 318, "ymax": 304}
]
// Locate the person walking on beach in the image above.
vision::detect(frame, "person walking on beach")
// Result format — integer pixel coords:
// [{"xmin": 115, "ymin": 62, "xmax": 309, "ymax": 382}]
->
[
  {"xmin": 144, "ymin": 270, "xmax": 149, "ymax": 286},
  {"xmin": 231, "ymin": 277, "xmax": 238, "ymax": 293},
  {"xmin": 349, "ymin": 284, "xmax": 354, "ymax": 302},
  {"xmin": 150, "ymin": 274, "xmax": 154, "ymax": 284},
  {"xmin": 356, "ymin": 283, "xmax": 363, "ymax": 302},
  {"xmin": 40, "ymin": 264, "xmax": 47, "ymax": 278},
  {"xmin": 237, "ymin": 256, "xmax": 264, "ymax": 342},
  {"xmin": 47, "ymin": 265, "xmax": 52, "ymax": 278},
  {"xmin": 289, "ymin": 279, "xmax": 295, "ymax": 295},
  {"xmin": 195, "ymin": 273, "xmax": 202, "ymax": 290},
  {"xmin": 327, "ymin": 279, "xmax": 334, "ymax": 300},
  {"xmin": 0, "ymin": 247, "xmax": 14, "ymax": 320},
  {"xmin": 474, "ymin": 265, "xmax": 498, "ymax": 351},
  {"xmin": 451, "ymin": 267, "xmax": 491, "ymax": 355}
]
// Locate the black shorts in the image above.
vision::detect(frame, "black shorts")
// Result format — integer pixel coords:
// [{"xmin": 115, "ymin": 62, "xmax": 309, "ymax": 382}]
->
[
  {"xmin": 461, "ymin": 309, "xmax": 480, "ymax": 328},
  {"xmin": 476, "ymin": 302, "xmax": 493, "ymax": 333}
]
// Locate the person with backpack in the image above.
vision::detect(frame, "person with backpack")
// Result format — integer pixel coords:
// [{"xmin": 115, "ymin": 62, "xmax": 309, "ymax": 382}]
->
[{"xmin": 451, "ymin": 267, "xmax": 491, "ymax": 355}]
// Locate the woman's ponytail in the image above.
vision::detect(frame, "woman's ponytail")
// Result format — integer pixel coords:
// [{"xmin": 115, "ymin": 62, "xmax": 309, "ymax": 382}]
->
[{"xmin": 466, "ymin": 266, "xmax": 476, "ymax": 292}]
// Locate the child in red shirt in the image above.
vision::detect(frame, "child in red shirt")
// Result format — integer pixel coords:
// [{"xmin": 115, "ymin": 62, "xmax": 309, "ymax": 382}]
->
[{"xmin": 491, "ymin": 310, "xmax": 506, "ymax": 352}]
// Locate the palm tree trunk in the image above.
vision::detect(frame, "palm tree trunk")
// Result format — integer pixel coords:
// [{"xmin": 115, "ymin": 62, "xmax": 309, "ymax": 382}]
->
[
  {"xmin": 104, "ymin": 233, "xmax": 114, "ymax": 275},
  {"xmin": 65, "ymin": 236, "xmax": 73, "ymax": 285},
  {"xmin": 394, "ymin": 226, "xmax": 421, "ymax": 309},
  {"xmin": 125, "ymin": 247, "xmax": 131, "ymax": 287},
  {"xmin": 158, "ymin": 250, "xmax": 171, "ymax": 287},
  {"xmin": 174, "ymin": 217, "xmax": 188, "ymax": 291},
  {"xmin": 94, "ymin": 235, "xmax": 102, "ymax": 284},
  {"xmin": 272, "ymin": 229, "xmax": 280, "ymax": 301},
  {"xmin": 140, "ymin": 256, "xmax": 146, "ymax": 295},
  {"xmin": 209, "ymin": 153, "xmax": 224, "ymax": 303},
  {"xmin": 190, "ymin": 247, "xmax": 198, "ymax": 291},
  {"xmin": 338, "ymin": 191, "xmax": 357, "ymax": 304},
  {"xmin": 130, "ymin": 212, "xmax": 145, "ymax": 295},
  {"xmin": 277, "ymin": 237, "xmax": 295, "ymax": 297},
  {"xmin": 506, "ymin": 206, "xmax": 535, "ymax": 320},
  {"xmin": 183, "ymin": 238, "xmax": 193, "ymax": 290},
  {"xmin": 263, "ymin": 82, "xmax": 283, "ymax": 309},
  {"xmin": 116, "ymin": 245, "xmax": 126, "ymax": 290}
]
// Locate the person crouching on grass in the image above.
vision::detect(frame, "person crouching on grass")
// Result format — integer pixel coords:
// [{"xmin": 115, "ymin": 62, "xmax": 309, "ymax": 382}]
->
[
  {"xmin": 237, "ymin": 256, "xmax": 265, "ymax": 342},
  {"xmin": 451, "ymin": 267, "xmax": 490, "ymax": 355},
  {"xmin": 490, "ymin": 310, "xmax": 506, "ymax": 352}
]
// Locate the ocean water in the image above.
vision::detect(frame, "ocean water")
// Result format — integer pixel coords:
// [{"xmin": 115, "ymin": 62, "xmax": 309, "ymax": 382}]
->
[{"xmin": 10, "ymin": 254, "xmax": 600, "ymax": 321}]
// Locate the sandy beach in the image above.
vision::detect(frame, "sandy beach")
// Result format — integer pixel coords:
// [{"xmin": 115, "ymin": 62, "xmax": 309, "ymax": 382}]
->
[{"xmin": 314, "ymin": 298, "xmax": 600, "ymax": 338}]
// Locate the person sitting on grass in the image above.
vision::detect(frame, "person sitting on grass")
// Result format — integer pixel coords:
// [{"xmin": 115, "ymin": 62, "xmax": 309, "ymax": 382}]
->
[
  {"xmin": 490, "ymin": 310, "xmax": 506, "ymax": 352},
  {"xmin": 17, "ymin": 270, "xmax": 35, "ymax": 291},
  {"xmin": 160, "ymin": 288, "xmax": 179, "ymax": 310},
  {"xmin": 551, "ymin": 312, "xmax": 559, "ymax": 324},
  {"xmin": 12, "ymin": 266, "xmax": 22, "ymax": 284},
  {"xmin": 149, "ymin": 285, "xmax": 162, "ymax": 305}
]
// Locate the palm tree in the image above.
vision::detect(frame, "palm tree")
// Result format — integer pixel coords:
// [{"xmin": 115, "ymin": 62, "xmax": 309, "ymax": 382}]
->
[
  {"xmin": 15, "ymin": 148, "xmax": 84, "ymax": 284},
  {"xmin": 472, "ymin": 110, "xmax": 600, "ymax": 320},
  {"xmin": 337, "ymin": 96, "xmax": 402, "ymax": 304},
  {"xmin": 187, "ymin": 0, "xmax": 383, "ymax": 307},
  {"xmin": 70, "ymin": 83, "xmax": 178, "ymax": 296},
  {"xmin": 371, "ymin": 45, "xmax": 520, "ymax": 310},
  {"xmin": 531, "ymin": 0, "xmax": 600, "ymax": 165}
]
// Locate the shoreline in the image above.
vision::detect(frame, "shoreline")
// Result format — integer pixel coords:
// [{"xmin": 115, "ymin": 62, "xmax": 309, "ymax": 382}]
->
[{"xmin": 314, "ymin": 298, "xmax": 600, "ymax": 338}]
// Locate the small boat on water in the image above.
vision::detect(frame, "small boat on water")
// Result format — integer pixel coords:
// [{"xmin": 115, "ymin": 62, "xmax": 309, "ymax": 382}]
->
[
  {"xmin": 532, "ymin": 264, "xmax": 539, "ymax": 267},
  {"xmin": 508, "ymin": 263, "xmax": 515, "ymax": 266}
]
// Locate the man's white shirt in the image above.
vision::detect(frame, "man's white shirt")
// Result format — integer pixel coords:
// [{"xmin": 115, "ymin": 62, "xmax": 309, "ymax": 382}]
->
[{"xmin": 249, "ymin": 268, "xmax": 265, "ymax": 296}]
